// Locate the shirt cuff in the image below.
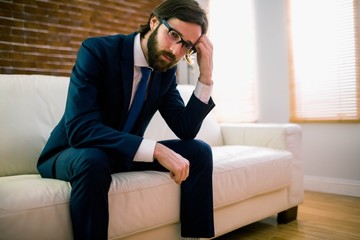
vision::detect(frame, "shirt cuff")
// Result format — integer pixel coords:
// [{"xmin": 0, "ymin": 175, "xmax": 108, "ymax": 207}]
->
[
  {"xmin": 194, "ymin": 80, "xmax": 213, "ymax": 104},
  {"xmin": 133, "ymin": 138, "xmax": 156, "ymax": 162}
]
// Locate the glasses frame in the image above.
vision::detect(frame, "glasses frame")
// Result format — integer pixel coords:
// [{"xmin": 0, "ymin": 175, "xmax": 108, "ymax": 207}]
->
[{"xmin": 160, "ymin": 19, "xmax": 196, "ymax": 55}]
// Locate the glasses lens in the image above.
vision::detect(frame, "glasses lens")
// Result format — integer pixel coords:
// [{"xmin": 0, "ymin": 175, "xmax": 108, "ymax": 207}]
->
[
  {"xmin": 183, "ymin": 42, "xmax": 193, "ymax": 51},
  {"xmin": 168, "ymin": 30, "xmax": 181, "ymax": 42}
]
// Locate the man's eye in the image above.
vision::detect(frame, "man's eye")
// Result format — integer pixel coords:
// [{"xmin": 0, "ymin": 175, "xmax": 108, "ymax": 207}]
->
[
  {"xmin": 169, "ymin": 30, "xmax": 180, "ymax": 40},
  {"xmin": 183, "ymin": 42, "xmax": 192, "ymax": 50}
]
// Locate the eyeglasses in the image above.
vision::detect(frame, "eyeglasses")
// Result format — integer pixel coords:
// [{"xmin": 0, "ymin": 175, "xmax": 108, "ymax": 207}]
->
[{"xmin": 161, "ymin": 19, "xmax": 196, "ymax": 55}]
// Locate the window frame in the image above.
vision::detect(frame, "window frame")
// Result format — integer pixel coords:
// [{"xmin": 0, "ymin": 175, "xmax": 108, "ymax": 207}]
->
[{"xmin": 287, "ymin": 0, "xmax": 360, "ymax": 123}]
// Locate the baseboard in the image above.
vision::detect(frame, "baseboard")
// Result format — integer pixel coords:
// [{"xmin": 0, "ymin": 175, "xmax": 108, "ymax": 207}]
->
[{"xmin": 304, "ymin": 175, "xmax": 360, "ymax": 197}]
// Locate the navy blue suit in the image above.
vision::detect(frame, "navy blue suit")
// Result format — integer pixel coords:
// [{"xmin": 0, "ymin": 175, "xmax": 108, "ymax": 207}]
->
[{"xmin": 37, "ymin": 33, "xmax": 215, "ymax": 239}]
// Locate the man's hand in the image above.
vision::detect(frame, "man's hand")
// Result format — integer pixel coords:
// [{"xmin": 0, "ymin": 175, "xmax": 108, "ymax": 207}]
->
[
  {"xmin": 195, "ymin": 35, "xmax": 213, "ymax": 86},
  {"xmin": 154, "ymin": 143, "xmax": 189, "ymax": 184}
]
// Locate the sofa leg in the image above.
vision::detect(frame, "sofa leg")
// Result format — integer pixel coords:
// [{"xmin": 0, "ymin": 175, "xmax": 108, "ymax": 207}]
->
[{"xmin": 277, "ymin": 206, "xmax": 298, "ymax": 224}]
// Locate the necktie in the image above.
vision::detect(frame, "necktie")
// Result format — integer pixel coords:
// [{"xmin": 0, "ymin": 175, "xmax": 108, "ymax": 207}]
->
[{"xmin": 123, "ymin": 67, "xmax": 151, "ymax": 132}]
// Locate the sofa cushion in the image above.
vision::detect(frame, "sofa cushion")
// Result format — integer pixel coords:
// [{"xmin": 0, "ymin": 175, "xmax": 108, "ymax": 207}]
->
[
  {"xmin": 0, "ymin": 145, "xmax": 292, "ymax": 239},
  {"xmin": 0, "ymin": 75, "xmax": 69, "ymax": 176},
  {"xmin": 212, "ymin": 146, "xmax": 292, "ymax": 208}
]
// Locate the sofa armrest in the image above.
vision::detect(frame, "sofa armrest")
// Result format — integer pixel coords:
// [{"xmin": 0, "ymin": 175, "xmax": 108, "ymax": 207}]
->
[
  {"xmin": 220, "ymin": 123, "xmax": 304, "ymax": 206},
  {"xmin": 219, "ymin": 123, "xmax": 301, "ymax": 151}
]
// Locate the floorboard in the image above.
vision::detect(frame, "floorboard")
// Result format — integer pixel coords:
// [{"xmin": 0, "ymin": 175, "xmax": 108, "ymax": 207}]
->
[{"xmin": 214, "ymin": 191, "xmax": 360, "ymax": 240}]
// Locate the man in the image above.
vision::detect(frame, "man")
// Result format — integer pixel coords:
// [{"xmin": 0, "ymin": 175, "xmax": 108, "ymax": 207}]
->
[{"xmin": 37, "ymin": 0, "xmax": 215, "ymax": 239}]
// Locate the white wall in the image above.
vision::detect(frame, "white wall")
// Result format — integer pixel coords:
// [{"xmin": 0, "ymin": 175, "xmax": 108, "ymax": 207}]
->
[
  {"xmin": 253, "ymin": 0, "xmax": 360, "ymax": 197},
  {"xmin": 184, "ymin": 0, "xmax": 360, "ymax": 197}
]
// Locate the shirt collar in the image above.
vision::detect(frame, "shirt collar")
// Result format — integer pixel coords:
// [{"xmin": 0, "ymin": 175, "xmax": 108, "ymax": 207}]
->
[{"xmin": 134, "ymin": 33, "xmax": 151, "ymax": 70}]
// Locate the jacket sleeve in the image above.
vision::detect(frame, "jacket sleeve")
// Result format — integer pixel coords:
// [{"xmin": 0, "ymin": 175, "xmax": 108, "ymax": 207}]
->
[
  {"xmin": 64, "ymin": 37, "xmax": 142, "ymax": 162},
  {"xmin": 158, "ymin": 81, "xmax": 215, "ymax": 140}
]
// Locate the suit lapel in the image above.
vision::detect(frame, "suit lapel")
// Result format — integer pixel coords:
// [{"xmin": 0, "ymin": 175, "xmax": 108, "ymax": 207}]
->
[
  {"xmin": 118, "ymin": 33, "xmax": 136, "ymax": 127},
  {"xmin": 120, "ymin": 60, "xmax": 134, "ymax": 113}
]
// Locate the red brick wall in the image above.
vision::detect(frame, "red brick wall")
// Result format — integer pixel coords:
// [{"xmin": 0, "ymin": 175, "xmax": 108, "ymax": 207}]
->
[{"xmin": 0, "ymin": 0, "xmax": 163, "ymax": 76}]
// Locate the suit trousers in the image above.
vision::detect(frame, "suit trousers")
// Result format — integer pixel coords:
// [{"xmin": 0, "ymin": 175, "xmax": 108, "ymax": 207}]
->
[{"xmin": 51, "ymin": 139, "xmax": 215, "ymax": 240}]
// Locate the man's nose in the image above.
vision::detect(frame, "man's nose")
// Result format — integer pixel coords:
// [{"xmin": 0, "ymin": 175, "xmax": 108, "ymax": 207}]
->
[{"xmin": 170, "ymin": 43, "xmax": 182, "ymax": 55}]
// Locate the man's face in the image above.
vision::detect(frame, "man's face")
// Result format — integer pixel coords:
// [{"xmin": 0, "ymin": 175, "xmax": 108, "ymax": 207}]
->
[
  {"xmin": 147, "ymin": 18, "xmax": 202, "ymax": 72},
  {"xmin": 147, "ymin": 25, "xmax": 177, "ymax": 72}
]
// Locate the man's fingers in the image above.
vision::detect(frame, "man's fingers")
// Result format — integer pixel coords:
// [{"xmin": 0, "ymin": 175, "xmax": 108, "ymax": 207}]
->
[
  {"xmin": 195, "ymin": 35, "xmax": 213, "ymax": 53},
  {"xmin": 170, "ymin": 172, "xmax": 180, "ymax": 184},
  {"xmin": 170, "ymin": 161, "xmax": 190, "ymax": 184},
  {"xmin": 184, "ymin": 160, "xmax": 190, "ymax": 180}
]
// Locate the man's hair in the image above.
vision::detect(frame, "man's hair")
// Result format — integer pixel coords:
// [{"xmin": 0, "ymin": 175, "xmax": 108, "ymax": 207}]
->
[{"xmin": 137, "ymin": 0, "xmax": 208, "ymax": 37}]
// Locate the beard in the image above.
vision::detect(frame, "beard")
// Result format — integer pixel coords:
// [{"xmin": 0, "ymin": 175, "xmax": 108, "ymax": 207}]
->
[{"xmin": 147, "ymin": 26, "xmax": 178, "ymax": 72}]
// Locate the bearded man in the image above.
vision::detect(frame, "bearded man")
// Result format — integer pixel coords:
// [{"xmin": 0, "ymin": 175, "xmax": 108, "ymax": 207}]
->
[{"xmin": 37, "ymin": 1, "xmax": 215, "ymax": 239}]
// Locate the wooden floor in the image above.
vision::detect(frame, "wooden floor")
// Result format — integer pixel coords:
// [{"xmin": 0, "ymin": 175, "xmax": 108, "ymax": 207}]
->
[{"xmin": 214, "ymin": 191, "xmax": 360, "ymax": 240}]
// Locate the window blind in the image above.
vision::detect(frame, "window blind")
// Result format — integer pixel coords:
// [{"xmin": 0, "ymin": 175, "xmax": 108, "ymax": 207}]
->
[{"xmin": 288, "ymin": 0, "xmax": 360, "ymax": 122}]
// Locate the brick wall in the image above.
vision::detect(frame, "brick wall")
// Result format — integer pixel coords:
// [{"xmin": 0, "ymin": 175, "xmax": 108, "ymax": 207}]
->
[{"xmin": 0, "ymin": 0, "xmax": 163, "ymax": 76}]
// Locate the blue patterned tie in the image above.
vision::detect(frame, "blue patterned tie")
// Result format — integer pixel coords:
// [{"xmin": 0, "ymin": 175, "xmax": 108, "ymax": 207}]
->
[{"xmin": 123, "ymin": 67, "xmax": 151, "ymax": 132}]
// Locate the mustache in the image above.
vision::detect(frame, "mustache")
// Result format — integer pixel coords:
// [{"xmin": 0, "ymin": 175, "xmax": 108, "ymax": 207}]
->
[{"xmin": 159, "ymin": 50, "xmax": 176, "ymax": 62}]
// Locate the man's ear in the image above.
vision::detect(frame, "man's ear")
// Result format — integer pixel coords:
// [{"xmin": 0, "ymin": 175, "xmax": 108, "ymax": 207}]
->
[{"xmin": 150, "ymin": 16, "xmax": 159, "ymax": 30}]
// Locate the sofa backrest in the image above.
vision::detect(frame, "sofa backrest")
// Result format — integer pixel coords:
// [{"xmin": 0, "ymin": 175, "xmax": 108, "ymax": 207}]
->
[
  {"xmin": 0, "ymin": 74, "xmax": 69, "ymax": 176},
  {"xmin": 0, "ymin": 74, "xmax": 223, "ymax": 177},
  {"xmin": 144, "ymin": 85, "xmax": 223, "ymax": 146}
]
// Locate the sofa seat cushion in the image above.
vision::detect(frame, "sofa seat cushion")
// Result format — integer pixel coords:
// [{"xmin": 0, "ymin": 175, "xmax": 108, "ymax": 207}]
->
[
  {"xmin": 212, "ymin": 145, "xmax": 292, "ymax": 208},
  {"xmin": 0, "ymin": 174, "xmax": 73, "ymax": 240},
  {"xmin": 0, "ymin": 146, "xmax": 292, "ymax": 239},
  {"xmin": 0, "ymin": 174, "xmax": 72, "ymax": 213}
]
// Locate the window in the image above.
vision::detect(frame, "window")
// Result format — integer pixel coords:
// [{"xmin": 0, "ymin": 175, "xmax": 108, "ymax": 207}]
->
[
  {"xmin": 209, "ymin": 0, "xmax": 257, "ymax": 123},
  {"xmin": 288, "ymin": 0, "xmax": 360, "ymax": 122}
]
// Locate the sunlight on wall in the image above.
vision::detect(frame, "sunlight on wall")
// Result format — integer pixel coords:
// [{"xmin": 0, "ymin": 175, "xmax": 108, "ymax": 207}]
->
[{"xmin": 209, "ymin": 0, "xmax": 258, "ymax": 122}]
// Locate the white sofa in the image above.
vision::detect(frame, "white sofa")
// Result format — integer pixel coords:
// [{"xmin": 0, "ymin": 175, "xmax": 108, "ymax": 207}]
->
[{"xmin": 0, "ymin": 74, "xmax": 304, "ymax": 240}]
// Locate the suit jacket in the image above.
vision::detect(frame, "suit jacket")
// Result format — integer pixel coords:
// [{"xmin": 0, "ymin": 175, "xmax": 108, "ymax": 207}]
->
[{"xmin": 37, "ymin": 32, "xmax": 215, "ymax": 178}]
